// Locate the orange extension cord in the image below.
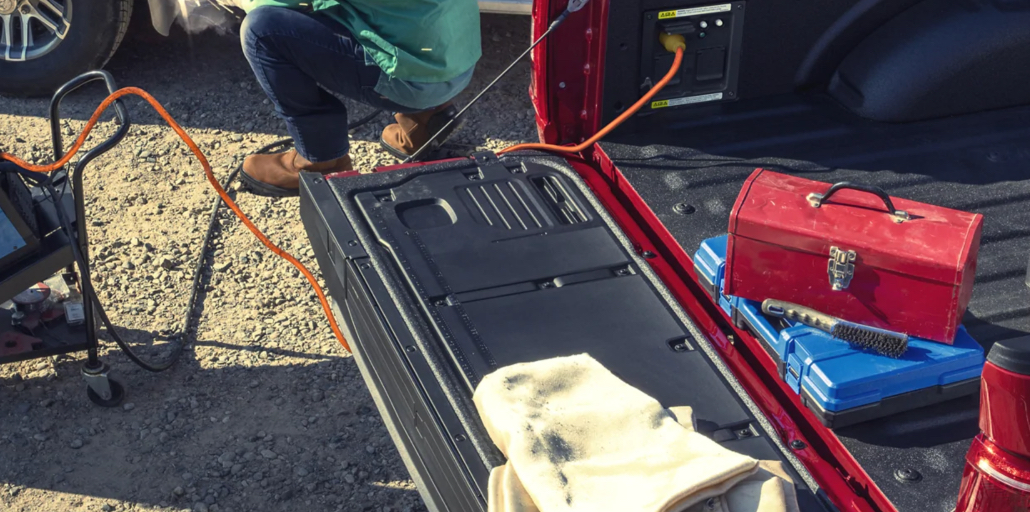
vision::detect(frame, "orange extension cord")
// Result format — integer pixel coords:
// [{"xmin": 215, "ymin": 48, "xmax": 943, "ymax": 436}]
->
[
  {"xmin": 0, "ymin": 46, "xmax": 683, "ymax": 356},
  {"xmin": 499, "ymin": 47, "xmax": 684, "ymax": 156},
  {"xmin": 0, "ymin": 87, "xmax": 350, "ymax": 353}
]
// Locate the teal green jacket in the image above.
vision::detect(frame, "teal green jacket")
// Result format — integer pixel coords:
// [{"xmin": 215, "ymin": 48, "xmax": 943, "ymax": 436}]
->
[{"xmin": 242, "ymin": 0, "xmax": 481, "ymax": 108}]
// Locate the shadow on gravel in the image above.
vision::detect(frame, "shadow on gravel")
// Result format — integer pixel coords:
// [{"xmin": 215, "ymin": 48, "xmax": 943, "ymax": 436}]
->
[{"xmin": 0, "ymin": 332, "xmax": 427, "ymax": 512}]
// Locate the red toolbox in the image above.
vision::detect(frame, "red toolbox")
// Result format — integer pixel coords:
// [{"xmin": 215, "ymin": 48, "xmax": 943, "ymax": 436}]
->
[{"xmin": 725, "ymin": 169, "xmax": 983, "ymax": 344}]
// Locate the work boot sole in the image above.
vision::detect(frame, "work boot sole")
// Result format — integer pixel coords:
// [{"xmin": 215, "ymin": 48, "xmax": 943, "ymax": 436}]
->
[
  {"xmin": 239, "ymin": 168, "xmax": 300, "ymax": 198},
  {"xmin": 380, "ymin": 105, "xmax": 463, "ymax": 162}
]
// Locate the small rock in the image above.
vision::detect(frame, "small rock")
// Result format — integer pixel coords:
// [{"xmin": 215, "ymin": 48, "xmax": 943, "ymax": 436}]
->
[
  {"xmin": 158, "ymin": 257, "xmax": 176, "ymax": 270},
  {"xmin": 69, "ymin": 438, "xmax": 83, "ymax": 449},
  {"xmin": 344, "ymin": 474, "xmax": 355, "ymax": 484},
  {"xmin": 193, "ymin": 503, "xmax": 209, "ymax": 512},
  {"xmin": 33, "ymin": 434, "xmax": 47, "ymax": 442},
  {"xmin": 214, "ymin": 262, "xmax": 232, "ymax": 272},
  {"xmin": 365, "ymin": 445, "xmax": 375, "ymax": 454},
  {"xmin": 294, "ymin": 466, "xmax": 309, "ymax": 477},
  {"xmin": 261, "ymin": 449, "xmax": 277, "ymax": 459},
  {"xmin": 101, "ymin": 505, "xmax": 114, "ymax": 512},
  {"xmin": 123, "ymin": 403, "xmax": 136, "ymax": 412},
  {"xmin": 173, "ymin": 487, "xmax": 184, "ymax": 496},
  {"xmin": 230, "ymin": 134, "xmax": 243, "ymax": 142}
]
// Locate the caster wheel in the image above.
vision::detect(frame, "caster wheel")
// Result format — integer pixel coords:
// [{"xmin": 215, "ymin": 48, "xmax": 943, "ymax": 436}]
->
[{"xmin": 86, "ymin": 380, "xmax": 125, "ymax": 407}]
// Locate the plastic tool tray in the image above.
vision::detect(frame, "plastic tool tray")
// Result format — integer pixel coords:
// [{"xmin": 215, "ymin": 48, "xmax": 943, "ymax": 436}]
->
[{"xmin": 694, "ymin": 235, "xmax": 985, "ymax": 428}]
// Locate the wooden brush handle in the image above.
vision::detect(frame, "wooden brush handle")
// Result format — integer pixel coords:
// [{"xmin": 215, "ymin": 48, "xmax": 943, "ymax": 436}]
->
[{"xmin": 761, "ymin": 299, "xmax": 840, "ymax": 333}]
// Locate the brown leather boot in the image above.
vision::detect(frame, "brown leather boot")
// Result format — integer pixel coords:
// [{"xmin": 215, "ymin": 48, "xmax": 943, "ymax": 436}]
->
[
  {"xmin": 380, "ymin": 103, "xmax": 461, "ymax": 161},
  {"xmin": 240, "ymin": 149, "xmax": 352, "ymax": 197}
]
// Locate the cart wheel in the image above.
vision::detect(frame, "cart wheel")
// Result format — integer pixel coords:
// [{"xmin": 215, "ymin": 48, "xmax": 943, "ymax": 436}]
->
[{"xmin": 86, "ymin": 379, "xmax": 125, "ymax": 407}]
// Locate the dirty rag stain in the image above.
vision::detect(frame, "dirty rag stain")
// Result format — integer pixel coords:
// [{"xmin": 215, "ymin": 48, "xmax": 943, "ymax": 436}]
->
[
  {"xmin": 528, "ymin": 430, "xmax": 579, "ymax": 504},
  {"xmin": 532, "ymin": 365, "xmax": 586, "ymax": 399},
  {"xmin": 530, "ymin": 436, "xmax": 544, "ymax": 457},
  {"xmin": 504, "ymin": 373, "xmax": 529, "ymax": 390},
  {"xmin": 651, "ymin": 408, "xmax": 673, "ymax": 429},
  {"xmin": 543, "ymin": 431, "xmax": 576, "ymax": 465}
]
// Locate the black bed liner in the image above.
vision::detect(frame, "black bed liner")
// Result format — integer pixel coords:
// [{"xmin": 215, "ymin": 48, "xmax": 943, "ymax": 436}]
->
[
  {"xmin": 600, "ymin": 93, "xmax": 1030, "ymax": 512},
  {"xmin": 300, "ymin": 154, "xmax": 832, "ymax": 512}
]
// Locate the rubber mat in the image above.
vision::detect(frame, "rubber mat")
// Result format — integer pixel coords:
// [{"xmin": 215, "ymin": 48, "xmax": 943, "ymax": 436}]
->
[{"xmin": 601, "ymin": 93, "xmax": 1030, "ymax": 512}]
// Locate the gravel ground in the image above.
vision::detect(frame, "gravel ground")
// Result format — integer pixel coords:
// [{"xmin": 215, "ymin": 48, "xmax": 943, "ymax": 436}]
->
[{"xmin": 0, "ymin": 13, "xmax": 534, "ymax": 512}]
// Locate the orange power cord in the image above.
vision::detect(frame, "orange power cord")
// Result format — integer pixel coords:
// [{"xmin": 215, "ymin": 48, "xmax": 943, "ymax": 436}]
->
[
  {"xmin": 499, "ymin": 46, "xmax": 685, "ymax": 156},
  {"xmin": 0, "ymin": 87, "xmax": 351, "ymax": 353},
  {"xmin": 0, "ymin": 40, "xmax": 684, "ymax": 355}
]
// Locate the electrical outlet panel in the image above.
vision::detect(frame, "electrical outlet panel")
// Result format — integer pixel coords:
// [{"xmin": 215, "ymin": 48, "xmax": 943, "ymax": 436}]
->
[{"xmin": 639, "ymin": 2, "xmax": 745, "ymax": 113}]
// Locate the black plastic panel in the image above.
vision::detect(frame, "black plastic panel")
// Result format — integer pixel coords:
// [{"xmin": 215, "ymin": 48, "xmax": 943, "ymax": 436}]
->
[
  {"xmin": 636, "ymin": 2, "xmax": 745, "ymax": 114},
  {"xmin": 600, "ymin": 94, "xmax": 1030, "ymax": 512},
  {"xmin": 301, "ymin": 155, "xmax": 831, "ymax": 511}
]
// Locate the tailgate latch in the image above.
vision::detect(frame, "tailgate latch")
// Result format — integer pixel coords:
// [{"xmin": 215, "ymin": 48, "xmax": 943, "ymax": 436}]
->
[{"xmin": 828, "ymin": 246, "xmax": 857, "ymax": 291}]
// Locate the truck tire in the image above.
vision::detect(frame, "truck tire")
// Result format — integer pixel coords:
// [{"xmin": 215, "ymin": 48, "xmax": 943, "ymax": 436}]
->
[{"xmin": 0, "ymin": 0, "xmax": 132, "ymax": 97}]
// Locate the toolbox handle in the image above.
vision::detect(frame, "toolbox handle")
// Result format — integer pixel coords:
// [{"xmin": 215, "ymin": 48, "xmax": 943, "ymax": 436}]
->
[{"xmin": 807, "ymin": 182, "xmax": 910, "ymax": 223}]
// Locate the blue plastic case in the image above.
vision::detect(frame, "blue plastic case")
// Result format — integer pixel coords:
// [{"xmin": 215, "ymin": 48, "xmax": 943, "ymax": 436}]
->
[{"xmin": 694, "ymin": 235, "xmax": 985, "ymax": 428}]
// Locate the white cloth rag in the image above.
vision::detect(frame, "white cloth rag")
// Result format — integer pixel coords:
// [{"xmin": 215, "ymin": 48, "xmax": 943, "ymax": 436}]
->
[{"xmin": 473, "ymin": 354, "xmax": 800, "ymax": 512}]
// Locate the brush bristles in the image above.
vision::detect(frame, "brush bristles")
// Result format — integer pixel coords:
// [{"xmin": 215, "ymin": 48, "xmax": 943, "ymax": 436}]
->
[{"xmin": 831, "ymin": 323, "xmax": 909, "ymax": 358}]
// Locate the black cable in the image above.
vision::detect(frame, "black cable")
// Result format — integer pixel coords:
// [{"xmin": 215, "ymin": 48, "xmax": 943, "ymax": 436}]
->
[
  {"xmin": 348, "ymin": 108, "xmax": 383, "ymax": 133},
  {"xmin": 47, "ymin": 181, "xmax": 179, "ymax": 371},
  {"xmin": 1, "ymin": 165, "xmax": 175, "ymax": 371},
  {"xmin": 179, "ymin": 137, "xmax": 292, "ymax": 345},
  {"xmin": 179, "ymin": 109, "xmax": 382, "ymax": 348},
  {"xmin": 403, "ymin": 11, "xmax": 574, "ymax": 163}
]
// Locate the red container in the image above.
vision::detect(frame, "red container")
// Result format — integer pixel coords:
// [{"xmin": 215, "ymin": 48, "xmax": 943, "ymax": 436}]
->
[
  {"xmin": 980, "ymin": 339, "xmax": 1030, "ymax": 459},
  {"xmin": 955, "ymin": 338, "xmax": 1030, "ymax": 511},
  {"xmin": 725, "ymin": 169, "xmax": 983, "ymax": 344}
]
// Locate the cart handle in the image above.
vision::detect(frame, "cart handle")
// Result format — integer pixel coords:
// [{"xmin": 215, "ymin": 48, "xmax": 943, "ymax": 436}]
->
[
  {"xmin": 807, "ymin": 181, "xmax": 909, "ymax": 223},
  {"xmin": 49, "ymin": 70, "xmax": 131, "ymax": 161}
]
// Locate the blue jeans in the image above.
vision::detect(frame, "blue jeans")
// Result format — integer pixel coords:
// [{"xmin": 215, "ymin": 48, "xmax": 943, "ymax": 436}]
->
[{"xmin": 241, "ymin": 7, "xmax": 417, "ymax": 162}]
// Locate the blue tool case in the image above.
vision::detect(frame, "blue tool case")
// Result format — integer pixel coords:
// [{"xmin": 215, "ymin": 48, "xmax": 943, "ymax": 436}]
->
[{"xmin": 694, "ymin": 235, "xmax": 985, "ymax": 428}]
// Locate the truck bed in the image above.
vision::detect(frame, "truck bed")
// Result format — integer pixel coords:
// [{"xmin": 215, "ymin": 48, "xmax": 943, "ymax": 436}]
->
[{"xmin": 600, "ymin": 94, "xmax": 1030, "ymax": 511}]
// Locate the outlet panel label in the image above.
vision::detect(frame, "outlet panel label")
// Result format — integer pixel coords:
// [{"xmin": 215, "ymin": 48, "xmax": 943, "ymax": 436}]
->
[
  {"xmin": 658, "ymin": 3, "xmax": 731, "ymax": 19},
  {"xmin": 651, "ymin": 92, "xmax": 724, "ymax": 109}
]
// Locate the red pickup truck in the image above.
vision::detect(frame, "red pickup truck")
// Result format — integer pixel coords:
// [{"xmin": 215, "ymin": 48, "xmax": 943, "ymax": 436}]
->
[{"xmin": 297, "ymin": 0, "xmax": 1030, "ymax": 511}]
